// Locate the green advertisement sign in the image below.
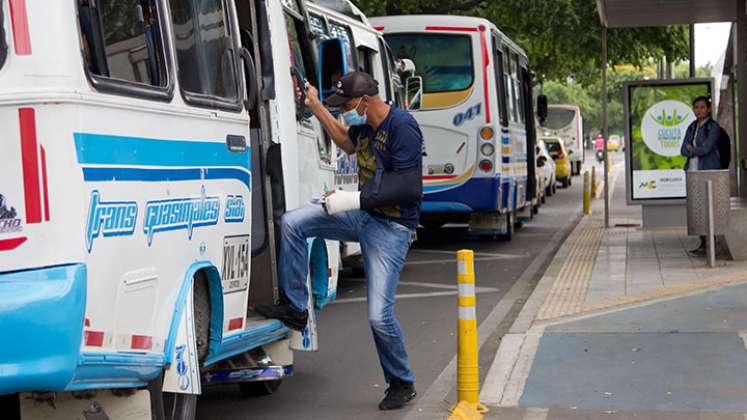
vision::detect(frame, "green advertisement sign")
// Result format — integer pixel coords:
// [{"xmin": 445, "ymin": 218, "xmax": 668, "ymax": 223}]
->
[{"xmin": 625, "ymin": 80, "xmax": 712, "ymax": 202}]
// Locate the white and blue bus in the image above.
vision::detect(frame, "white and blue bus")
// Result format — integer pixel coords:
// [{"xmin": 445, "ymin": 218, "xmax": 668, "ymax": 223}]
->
[
  {"xmin": 371, "ymin": 15, "xmax": 539, "ymax": 238},
  {"xmin": 0, "ymin": 0, "xmax": 396, "ymax": 417}
]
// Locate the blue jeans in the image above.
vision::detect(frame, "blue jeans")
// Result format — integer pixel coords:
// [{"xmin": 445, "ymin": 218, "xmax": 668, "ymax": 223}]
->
[{"xmin": 279, "ymin": 203, "xmax": 415, "ymax": 383}]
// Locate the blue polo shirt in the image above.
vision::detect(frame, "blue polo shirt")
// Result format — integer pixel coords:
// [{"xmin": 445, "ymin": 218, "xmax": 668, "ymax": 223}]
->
[{"xmin": 348, "ymin": 106, "xmax": 423, "ymax": 229}]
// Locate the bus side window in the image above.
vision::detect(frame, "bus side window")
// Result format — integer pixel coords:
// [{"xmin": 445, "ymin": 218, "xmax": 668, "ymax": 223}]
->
[
  {"xmin": 78, "ymin": 0, "xmax": 167, "ymax": 87},
  {"xmin": 502, "ymin": 47, "xmax": 515, "ymax": 123},
  {"xmin": 493, "ymin": 37, "xmax": 508, "ymax": 126},
  {"xmin": 283, "ymin": 4, "xmax": 317, "ymax": 121},
  {"xmin": 357, "ymin": 46, "xmax": 375, "ymax": 74},
  {"xmin": 512, "ymin": 53, "xmax": 525, "ymax": 124},
  {"xmin": 329, "ymin": 21, "xmax": 357, "ymax": 71},
  {"xmin": 378, "ymin": 38, "xmax": 395, "ymax": 104},
  {"xmin": 169, "ymin": 0, "xmax": 240, "ymax": 108}
]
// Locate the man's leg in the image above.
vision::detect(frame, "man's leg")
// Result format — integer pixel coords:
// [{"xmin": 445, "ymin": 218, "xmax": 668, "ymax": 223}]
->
[
  {"xmin": 359, "ymin": 216, "xmax": 416, "ymax": 409},
  {"xmin": 275, "ymin": 203, "xmax": 359, "ymax": 311}
]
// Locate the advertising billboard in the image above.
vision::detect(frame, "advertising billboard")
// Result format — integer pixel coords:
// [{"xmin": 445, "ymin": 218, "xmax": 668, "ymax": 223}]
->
[{"xmin": 624, "ymin": 79, "xmax": 713, "ymax": 204}]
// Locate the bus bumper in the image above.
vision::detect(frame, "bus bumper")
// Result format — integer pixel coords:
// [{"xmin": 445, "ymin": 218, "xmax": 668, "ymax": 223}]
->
[
  {"xmin": 0, "ymin": 264, "xmax": 86, "ymax": 394},
  {"xmin": 423, "ymin": 177, "xmax": 508, "ymax": 213}
]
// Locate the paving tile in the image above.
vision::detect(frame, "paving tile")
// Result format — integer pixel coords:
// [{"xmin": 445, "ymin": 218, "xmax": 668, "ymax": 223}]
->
[{"xmin": 520, "ymin": 332, "xmax": 747, "ymax": 412}]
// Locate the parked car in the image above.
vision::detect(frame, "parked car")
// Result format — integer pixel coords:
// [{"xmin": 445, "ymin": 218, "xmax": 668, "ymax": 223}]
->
[
  {"xmin": 541, "ymin": 136, "xmax": 572, "ymax": 188},
  {"xmin": 536, "ymin": 139, "xmax": 557, "ymax": 197}
]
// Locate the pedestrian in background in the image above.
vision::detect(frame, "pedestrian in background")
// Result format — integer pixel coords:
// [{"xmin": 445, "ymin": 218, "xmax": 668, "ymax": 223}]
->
[{"xmin": 681, "ymin": 96, "xmax": 722, "ymax": 255}]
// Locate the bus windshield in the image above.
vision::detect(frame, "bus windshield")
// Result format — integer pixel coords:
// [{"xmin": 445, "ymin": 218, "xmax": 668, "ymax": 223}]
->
[
  {"xmin": 385, "ymin": 33, "xmax": 473, "ymax": 93},
  {"xmin": 543, "ymin": 108, "xmax": 576, "ymax": 129}
]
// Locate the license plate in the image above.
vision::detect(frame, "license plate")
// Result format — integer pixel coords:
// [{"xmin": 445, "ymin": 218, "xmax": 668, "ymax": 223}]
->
[{"xmin": 222, "ymin": 235, "xmax": 250, "ymax": 294}]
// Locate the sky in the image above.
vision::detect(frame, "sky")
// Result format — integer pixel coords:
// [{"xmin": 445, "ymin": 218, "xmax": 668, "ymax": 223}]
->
[{"xmin": 695, "ymin": 23, "xmax": 732, "ymax": 67}]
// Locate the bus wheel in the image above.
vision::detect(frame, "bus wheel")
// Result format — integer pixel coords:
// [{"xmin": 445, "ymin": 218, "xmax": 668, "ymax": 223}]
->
[
  {"xmin": 239, "ymin": 379, "xmax": 283, "ymax": 397},
  {"xmin": 149, "ymin": 373, "xmax": 197, "ymax": 420},
  {"xmin": 0, "ymin": 393, "xmax": 20, "ymax": 420},
  {"xmin": 193, "ymin": 271, "xmax": 211, "ymax": 361},
  {"xmin": 502, "ymin": 212, "xmax": 515, "ymax": 241}
]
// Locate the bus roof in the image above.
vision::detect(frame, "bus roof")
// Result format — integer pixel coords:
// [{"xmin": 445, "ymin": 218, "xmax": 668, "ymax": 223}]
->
[{"xmin": 370, "ymin": 15, "xmax": 527, "ymax": 59}]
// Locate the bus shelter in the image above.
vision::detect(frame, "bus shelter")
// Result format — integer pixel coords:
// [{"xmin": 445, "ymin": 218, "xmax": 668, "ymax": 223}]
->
[{"xmin": 596, "ymin": 0, "xmax": 741, "ymax": 228}]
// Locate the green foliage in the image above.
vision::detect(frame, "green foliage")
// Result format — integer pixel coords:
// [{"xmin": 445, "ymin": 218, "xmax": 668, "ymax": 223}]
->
[{"xmin": 357, "ymin": 0, "xmax": 689, "ymax": 83}]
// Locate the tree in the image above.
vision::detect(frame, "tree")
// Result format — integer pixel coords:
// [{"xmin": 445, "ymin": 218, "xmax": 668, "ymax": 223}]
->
[{"xmin": 357, "ymin": 0, "xmax": 689, "ymax": 83}]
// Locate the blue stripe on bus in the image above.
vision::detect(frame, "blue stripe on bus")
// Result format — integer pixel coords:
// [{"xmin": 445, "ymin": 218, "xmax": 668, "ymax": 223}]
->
[
  {"xmin": 81, "ymin": 167, "xmax": 251, "ymax": 190},
  {"xmin": 74, "ymin": 133, "xmax": 250, "ymax": 170}
]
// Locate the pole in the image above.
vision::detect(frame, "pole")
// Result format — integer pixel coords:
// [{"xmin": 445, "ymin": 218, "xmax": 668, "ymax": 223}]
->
[
  {"xmin": 689, "ymin": 24, "xmax": 696, "ymax": 78},
  {"xmin": 602, "ymin": 26, "xmax": 609, "ymax": 228},
  {"xmin": 706, "ymin": 180, "xmax": 716, "ymax": 268},
  {"xmin": 583, "ymin": 171, "xmax": 591, "ymax": 214},
  {"xmin": 591, "ymin": 165, "xmax": 597, "ymax": 198},
  {"xmin": 456, "ymin": 250, "xmax": 479, "ymax": 405}
]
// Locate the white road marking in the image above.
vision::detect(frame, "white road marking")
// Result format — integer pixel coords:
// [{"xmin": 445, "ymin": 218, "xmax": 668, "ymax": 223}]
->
[
  {"xmin": 343, "ymin": 278, "xmax": 499, "ymax": 293},
  {"xmin": 411, "ymin": 249, "xmax": 527, "ymax": 258},
  {"xmin": 480, "ymin": 333, "xmax": 525, "ymax": 406},
  {"xmin": 405, "ymin": 255, "xmax": 526, "ymax": 266},
  {"xmin": 523, "ymin": 407, "xmax": 549, "ymax": 420},
  {"xmin": 500, "ymin": 328, "xmax": 544, "ymax": 407},
  {"xmin": 330, "ymin": 288, "xmax": 500, "ymax": 305}
]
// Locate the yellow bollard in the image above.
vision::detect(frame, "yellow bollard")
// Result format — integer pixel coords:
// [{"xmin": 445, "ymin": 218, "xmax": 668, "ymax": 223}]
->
[
  {"xmin": 583, "ymin": 171, "xmax": 591, "ymax": 215},
  {"xmin": 448, "ymin": 250, "xmax": 487, "ymax": 420},
  {"xmin": 591, "ymin": 165, "xmax": 597, "ymax": 194}
]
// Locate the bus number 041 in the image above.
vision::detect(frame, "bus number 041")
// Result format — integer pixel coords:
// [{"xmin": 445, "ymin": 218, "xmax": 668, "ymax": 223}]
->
[{"xmin": 452, "ymin": 103, "xmax": 482, "ymax": 126}]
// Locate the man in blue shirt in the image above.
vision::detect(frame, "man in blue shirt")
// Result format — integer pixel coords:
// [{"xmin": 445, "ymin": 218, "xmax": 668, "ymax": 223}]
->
[{"xmin": 256, "ymin": 72, "xmax": 423, "ymax": 410}]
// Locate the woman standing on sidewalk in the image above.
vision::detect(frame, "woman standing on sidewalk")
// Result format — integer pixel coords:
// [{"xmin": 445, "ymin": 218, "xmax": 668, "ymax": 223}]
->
[{"xmin": 680, "ymin": 96, "xmax": 722, "ymax": 255}]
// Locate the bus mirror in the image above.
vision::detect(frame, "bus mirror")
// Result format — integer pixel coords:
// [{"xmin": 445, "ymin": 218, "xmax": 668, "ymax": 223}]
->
[
  {"xmin": 406, "ymin": 76, "xmax": 423, "ymax": 111},
  {"xmin": 318, "ymin": 38, "xmax": 347, "ymax": 104},
  {"xmin": 396, "ymin": 58, "xmax": 416, "ymax": 77},
  {"xmin": 536, "ymin": 94, "xmax": 548, "ymax": 124}
]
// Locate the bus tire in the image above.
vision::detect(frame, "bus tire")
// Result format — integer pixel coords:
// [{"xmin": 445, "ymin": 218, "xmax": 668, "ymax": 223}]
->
[
  {"xmin": 0, "ymin": 393, "xmax": 20, "ymax": 420},
  {"xmin": 193, "ymin": 271, "xmax": 211, "ymax": 361},
  {"xmin": 149, "ymin": 373, "xmax": 197, "ymax": 420},
  {"xmin": 239, "ymin": 379, "xmax": 283, "ymax": 397},
  {"xmin": 502, "ymin": 212, "xmax": 515, "ymax": 241}
]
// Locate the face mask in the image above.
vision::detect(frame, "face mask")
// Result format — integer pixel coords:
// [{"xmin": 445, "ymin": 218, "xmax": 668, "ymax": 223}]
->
[{"xmin": 342, "ymin": 98, "xmax": 367, "ymax": 126}]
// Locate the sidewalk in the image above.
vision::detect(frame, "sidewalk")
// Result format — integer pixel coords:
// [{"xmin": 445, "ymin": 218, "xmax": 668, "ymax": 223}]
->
[{"xmin": 479, "ymin": 162, "xmax": 747, "ymax": 419}]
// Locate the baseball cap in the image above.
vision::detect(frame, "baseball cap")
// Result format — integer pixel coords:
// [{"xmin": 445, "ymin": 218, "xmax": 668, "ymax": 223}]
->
[{"xmin": 324, "ymin": 71, "xmax": 379, "ymax": 107}]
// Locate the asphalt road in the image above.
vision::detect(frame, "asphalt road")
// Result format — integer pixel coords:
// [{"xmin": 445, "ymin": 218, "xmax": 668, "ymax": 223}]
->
[{"xmin": 197, "ymin": 158, "xmax": 596, "ymax": 420}]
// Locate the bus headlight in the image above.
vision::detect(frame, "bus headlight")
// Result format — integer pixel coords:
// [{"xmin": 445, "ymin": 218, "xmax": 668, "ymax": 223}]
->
[
  {"xmin": 480, "ymin": 143, "xmax": 495, "ymax": 156},
  {"xmin": 479, "ymin": 127, "xmax": 494, "ymax": 140}
]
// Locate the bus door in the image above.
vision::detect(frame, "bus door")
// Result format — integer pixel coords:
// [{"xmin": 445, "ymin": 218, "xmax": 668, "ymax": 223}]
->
[
  {"xmin": 501, "ymin": 46, "xmax": 528, "ymax": 211},
  {"xmin": 521, "ymin": 66, "xmax": 538, "ymax": 208},
  {"xmin": 237, "ymin": 0, "xmax": 282, "ymax": 308}
]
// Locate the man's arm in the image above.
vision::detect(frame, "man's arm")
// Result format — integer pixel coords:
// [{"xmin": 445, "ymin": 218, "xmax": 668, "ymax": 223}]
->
[{"xmin": 302, "ymin": 83, "xmax": 355, "ymax": 154}]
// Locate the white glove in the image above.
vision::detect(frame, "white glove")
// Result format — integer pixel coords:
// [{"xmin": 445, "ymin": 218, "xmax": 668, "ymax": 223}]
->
[{"xmin": 323, "ymin": 191, "xmax": 360, "ymax": 215}]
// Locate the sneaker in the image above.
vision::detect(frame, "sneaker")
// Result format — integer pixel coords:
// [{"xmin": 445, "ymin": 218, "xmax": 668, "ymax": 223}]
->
[
  {"xmin": 254, "ymin": 303, "xmax": 308, "ymax": 331},
  {"xmin": 378, "ymin": 379, "xmax": 416, "ymax": 410}
]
